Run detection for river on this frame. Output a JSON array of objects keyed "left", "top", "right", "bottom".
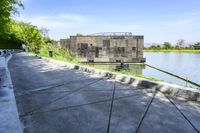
[
  {"left": 90, "top": 52, "right": 200, "bottom": 88},
  {"left": 144, "top": 52, "right": 200, "bottom": 87}
]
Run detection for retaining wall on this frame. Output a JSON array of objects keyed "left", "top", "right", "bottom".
[{"left": 32, "top": 54, "right": 200, "bottom": 102}]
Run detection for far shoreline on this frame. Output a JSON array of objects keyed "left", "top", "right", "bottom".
[{"left": 144, "top": 49, "right": 200, "bottom": 53}]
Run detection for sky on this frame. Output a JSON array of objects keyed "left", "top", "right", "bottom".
[{"left": 15, "top": 0, "right": 200, "bottom": 44}]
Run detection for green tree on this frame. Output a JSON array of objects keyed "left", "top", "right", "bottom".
[
  {"left": 149, "top": 45, "right": 161, "bottom": 50},
  {"left": 10, "top": 21, "right": 46, "bottom": 50},
  {"left": 176, "top": 39, "right": 185, "bottom": 49},
  {"left": 163, "top": 42, "right": 172, "bottom": 49},
  {"left": 0, "top": 0, "right": 23, "bottom": 39},
  {"left": 193, "top": 42, "right": 200, "bottom": 50},
  {"left": 76, "top": 33, "right": 83, "bottom": 37}
]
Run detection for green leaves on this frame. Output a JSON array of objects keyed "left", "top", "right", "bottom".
[
  {"left": 0, "top": 0, "right": 50, "bottom": 49},
  {"left": 0, "top": 0, "right": 23, "bottom": 39}
]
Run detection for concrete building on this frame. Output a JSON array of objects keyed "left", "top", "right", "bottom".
[
  {"left": 56, "top": 32, "right": 145, "bottom": 63},
  {"left": 51, "top": 40, "right": 60, "bottom": 46},
  {"left": 60, "top": 39, "right": 70, "bottom": 48},
  {"left": 69, "top": 32, "right": 145, "bottom": 63}
]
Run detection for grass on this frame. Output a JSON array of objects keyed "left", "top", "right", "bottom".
[
  {"left": 28, "top": 51, "right": 200, "bottom": 89},
  {"left": 144, "top": 49, "right": 200, "bottom": 53},
  {"left": 28, "top": 45, "right": 162, "bottom": 82},
  {"left": 28, "top": 45, "right": 200, "bottom": 89}
]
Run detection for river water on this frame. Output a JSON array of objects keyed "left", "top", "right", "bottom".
[
  {"left": 144, "top": 52, "right": 200, "bottom": 87},
  {"left": 90, "top": 52, "right": 200, "bottom": 88}
]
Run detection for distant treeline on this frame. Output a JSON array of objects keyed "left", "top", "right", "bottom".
[{"left": 145, "top": 39, "right": 200, "bottom": 50}]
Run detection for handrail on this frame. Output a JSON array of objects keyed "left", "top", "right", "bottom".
[{"left": 145, "top": 64, "right": 200, "bottom": 88}]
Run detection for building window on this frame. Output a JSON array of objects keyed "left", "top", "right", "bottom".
[
  {"left": 113, "top": 36, "right": 125, "bottom": 39},
  {"left": 132, "top": 47, "right": 136, "bottom": 51},
  {"left": 103, "top": 40, "right": 110, "bottom": 47},
  {"left": 95, "top": 47, "right": 99, "bottom": 58},
  {"left": 78, "top": 43, "right": 88, "bottom": 57},
  {"left": 125, "top": 40, "right": 128, "bottom": 46},
  {"left": 89, "top": 60, "right": 94, "bottom": 62},
  {"left": 81, "top": 43, "right": 88, "bottom": 49},
  {"left": 118, "top": 47, "right": 125, "bottom": 54}
]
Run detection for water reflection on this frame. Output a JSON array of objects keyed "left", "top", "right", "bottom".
[{"left": 89, "top": 64, "right": 146, "bottom": 76}]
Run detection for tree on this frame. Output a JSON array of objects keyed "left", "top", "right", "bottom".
[
  {"left": 40, "top": 27, "right": 49, "bottom": 37},
  {"left": 148, "top": 45, "right": 161, "bottom": 50},
  {"left": 193, "top": 42, "right": 200, "bottom": 50},
  {"left": 0, "top": 0, "right": 23, "bottom": 39},
  {"left": 0, "top": 0, "right": 24, "bottom": 49},
  {"left": 163, "top": 42, "right": 172, "bottom": 49},
  {"left": 10, "top": 21, "right": 46, "bottom": 50},
  {"left": 76, "top": 33, "right": 83, "bottom": 37},
  {"left": 176, "top": 39, "right": 185, "bottom": 49}
]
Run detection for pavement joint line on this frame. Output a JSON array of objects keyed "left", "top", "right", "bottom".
[
  {"left": 16, "top": 78, "right": 109, "bottom": 104},
  {"left": 107, "top": 81, "right": 117, "bottom": 133},
  {"left": 20, "top": 88, "right": 144, "bottom": 117},
  {"left": 19, "top": 77, "right": 105, "bottom": 117},
  {"left": 21, "top": 93, "right": 144, "bottom": 131},
  {"left": 15, "top": 78, "right": 99, "bottom": 97},
  {"left": 135, "top": 91, "right": 156, "bottom": 133},
  {"left": 16, "top": 84, "right": 145, "bottom": 95},
  {"left": 164, "top": 94, "right": 200, "bottom": 133}
]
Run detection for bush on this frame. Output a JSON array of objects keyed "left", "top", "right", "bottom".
[{"left": 39, "top": 45, "right": 78, "bottom": 63}]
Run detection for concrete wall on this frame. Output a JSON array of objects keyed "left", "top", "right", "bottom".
[
  {"left": 38, "top": 55, "right": 200, "bottom": 102},
  {"left": 60, "top": 39, "right": 70, "bottom": 49},
  {"left": 69, "top": 35, "right": 145, "bottom": 63}
]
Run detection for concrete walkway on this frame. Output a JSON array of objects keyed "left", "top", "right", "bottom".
[
  {"left": 8, "top": 53, "right": 200, "bottom": 133},
  {"left": 0, "top": 56, "right": 22, "bottom": 133}
]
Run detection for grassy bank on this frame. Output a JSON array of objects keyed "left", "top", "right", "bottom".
[
  {"left": 29, "top": 45, "right": 162, "bottom": 82},
  {"left": 144, "top": 49, "right": 200, "bottom": 53}
]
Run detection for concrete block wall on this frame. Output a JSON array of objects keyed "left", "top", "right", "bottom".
[
  {"left": 39, "top": 55, "right": 200, "bottom": 102},
  {"left": 69, "top": 35, "right": 145, "bottom": 63}
]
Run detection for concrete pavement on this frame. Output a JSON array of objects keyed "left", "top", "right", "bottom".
[
  {"left": 0, "top": 55, "right": 22, "bottom": 133},
  {"left": 8, "top": 53, "right": 200, "bottom": 133}
]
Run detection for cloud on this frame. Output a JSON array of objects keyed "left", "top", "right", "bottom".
[
  {"left": 15, "top": 11, "right": 200, "bottom": 43},
  {"left": 15, "top": 13, "right": 144, "bottom": 40}
]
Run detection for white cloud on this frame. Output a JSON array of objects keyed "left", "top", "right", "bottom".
[
  {"left": 15, "top": 11, "right": 200, "bottom": 43},
  {"left": 15, "top": 13, "right": 144, "bottom": 40}
]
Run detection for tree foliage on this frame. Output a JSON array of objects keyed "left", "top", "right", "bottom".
[
  {"left": 12, "top": 21, "right": 45, "bottom": 50},
  {"left": 176, "top": 39, "right": 185, "bottom": 48},
  {"left": 163, "top": 42, "right": 172, "bottom": 49},
  {"left": 0, "top": 0, "right": 23, "bottom": 39},
  {"left": 193, "top": 42, "right": 200, "bottom": 50},
  {"left": 0, "top": 0, "right": 50, "bottom": 50}
]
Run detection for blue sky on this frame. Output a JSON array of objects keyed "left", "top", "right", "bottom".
[{"left": 16, "top": 0, "right": 200, "bottom": 44}]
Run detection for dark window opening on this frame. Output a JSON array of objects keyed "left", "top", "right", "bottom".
[
  {"left": 95, "top": 47, "right": 99, "bottom": 58},
  {"left": 132, "top": 47, "right": 136, "bottom": 51},
  {"left": 118, "top": 47, "right": 125, "bottom": 54},
  {"left": 113, "top": 36, "right": 125, "bottom": 39},
  {"left": 89, "top": 60, "right": 94, "bottom": 62},
  {"left": 78, "top": 43, "right": 88, "bottom": 57},
  {"left": 125, "top": 40, "right": 128, "bottom": 46},
  {"left": 103, "top": 40, "right": 110, "bottom": 47}
]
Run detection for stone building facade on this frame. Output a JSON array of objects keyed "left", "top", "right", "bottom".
[
  {"left": 68, "top": 32, "right": 145, "bottom": 63},
  {"left": 56, "top": 32, "right": 145, "bottom": 63}
]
